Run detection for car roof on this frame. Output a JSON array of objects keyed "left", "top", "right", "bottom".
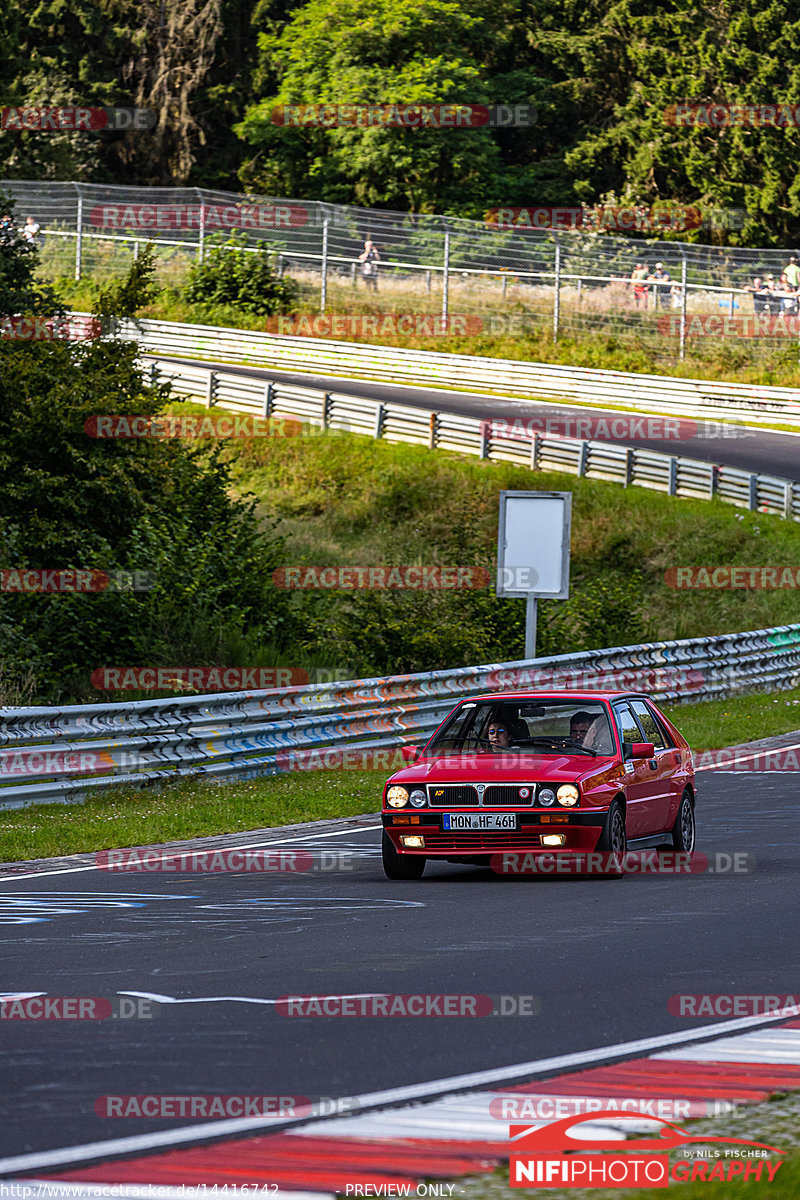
[{"left": 463, "top": 692, "right": 652, "bottom": 702}]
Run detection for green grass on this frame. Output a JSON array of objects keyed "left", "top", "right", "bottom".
[{"left": 0, "top": 769, "right": 385, "bottom": 863}]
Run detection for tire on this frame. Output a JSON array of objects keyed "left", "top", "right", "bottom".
[
  {"left": 382, "top": 831, "right": 425, "bottom": 880},
  {"left": 671, "top": 791, "right": 696, "bottom": 853},
  {"left": 595, "top": 800, "right": 627, "bottom": 877}
]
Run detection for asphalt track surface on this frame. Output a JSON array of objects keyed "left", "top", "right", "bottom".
[
  {"left": 2, "top": 768, "right": 799, "bottom": 1165},
  {"left": 151, "top": 355, "right": 800, "bottom": 481}
]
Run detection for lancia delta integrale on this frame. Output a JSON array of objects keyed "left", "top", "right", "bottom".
[{"left": 381, "top": 693, "right": 695, "bottom": 879}]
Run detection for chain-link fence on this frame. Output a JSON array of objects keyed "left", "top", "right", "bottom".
[{"left": 4, "top": 179, "right": 800, "bottom": 363}]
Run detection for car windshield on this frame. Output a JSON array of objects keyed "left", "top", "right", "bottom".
[{"left": 425, "top": 699, "right": 616, "bottom": 757}]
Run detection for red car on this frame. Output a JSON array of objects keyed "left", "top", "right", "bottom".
[{"left": 381, "top": 692, "right": 695, "bottom": 879}]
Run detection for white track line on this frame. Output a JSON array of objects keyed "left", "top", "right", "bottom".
[
  {"left": 1, "top": 1005, "right": 797, "bottom": 1176},
  {"left": 0, "top": 824, "right": 382, "bottom": 882}
]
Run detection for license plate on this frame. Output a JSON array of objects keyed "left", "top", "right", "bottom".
[{"left": 443, "top": 813, "right": 518, "bottom": 831}]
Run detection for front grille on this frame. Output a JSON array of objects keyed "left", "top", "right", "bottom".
[
  {"left": 483, "top": 785, "right": 533, "bottom": 806},
  {"left": 427, "top": 785, "right": 478, "bottom": 807}
]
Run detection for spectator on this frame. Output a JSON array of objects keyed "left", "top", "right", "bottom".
[
  {"left": 630, "top": 262, "right": 648, "bottom": 308},
  {"left": 669, "top": 281, "right": 684, "bottom": 309},
  {"left": 762, "top": 275, "right": 781, "bottom": 315},
  {"left": 21, "top": 216, "right": 40, "bottom": 242},
  {"left": 0, "top": 214, "right": 14, "bottom": 243},
  {"left": 784, "top": 254, "right": 800, "bottom": 289},
  {"left": 744, "top": 276, "right": 770, "bottom": 314},
  {"left": 648, "top": 261, "right": 671, "bottom": 308},
  {"left": 358, "top": 238, "right": 381, "bottom": 292},
  {"left": 776, "top": 272, "right": 798, "bottom": 316}
]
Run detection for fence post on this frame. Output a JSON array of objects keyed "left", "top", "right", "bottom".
[
  {"left": 74, "top": 183, "right": 83, "bottom": 281},
  {"left": 425, "top": 269, "right": 431, "bottom": 294},
  {"left": 198, "top": 191, "right": 206, "bottom": 263},
  {"left": 320, "top": 216, "right": 329, "bottom": 313},
  {"left": 133, "top": 241, "right": 139, "bottom": 261},
  {"left": 679, "top": 256, "right": 688, "bottom": 360},
  {"left": 552, "top": 236, "right": 561, "bottom": 342},
  {"left": 442, "top": 226, "right": 450, "bottom": 320}
]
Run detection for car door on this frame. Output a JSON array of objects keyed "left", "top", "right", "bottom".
[
  {"left": 612, "top": 701, "right": 661, "bottom": 838},
  {"left": 629, "top": 699, "right": 681, "bottom": 832}
]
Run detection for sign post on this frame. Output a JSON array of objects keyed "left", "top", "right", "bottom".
[{"left": 496, "top": 491, "right": 571, "bottom": 660}]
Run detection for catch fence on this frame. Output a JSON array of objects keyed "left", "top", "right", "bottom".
[{"left": 6, "top": 180, "right": 800, "bottom": 363}]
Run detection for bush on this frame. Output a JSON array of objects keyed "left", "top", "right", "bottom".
[{"left": 183, "top": 233, "right": 299, "bottom": 315}]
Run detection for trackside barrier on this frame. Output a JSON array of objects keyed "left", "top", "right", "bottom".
[
  {"left": 2, "top": 625, "right": 800, "bottom": 809},
  {"left": 104, "top": 314, "right": 800, "bottom": 429},
  {"left": 144, "top": 354, "right": 800, "bottom": 520}
]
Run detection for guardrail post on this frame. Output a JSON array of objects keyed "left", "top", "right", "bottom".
[
  {"left": 320, "top": 216, "right": 329, "bottom": 313},
  {"left": 624, "top": 447, "right": 633, "bottom": 486},
  {"left": 205, "top": 370, "right": 216, "bottom": 407},
  {"left": 785, "top": 480, "right": 794, "bottom": 520},
  {"left": 748, "top": 473, "right": 758, "bottom": 510},
  {"left": 442, "top": 229, "right": 451, "bottom": 320},
  {"left": 668, "top": 456, "right": 678, "bottom": 495},
  {"left": 322, "top": 391, "right": 331, "bottom": 430},
  {"left": 552, "top": 236, "right": 561, "bottom": 342},
  {"left": 429, "top": 412, "right": 438, "bottom": 450},
  {"left": 74, "top": 183, "right": 83, "bottom": 281},
  {"left": 577, "top": 441, "right": 589, "bottom": 476},
  {"left": 262, "top": 381, "right": 274, "bottom": 418},
  {"left": 530, "top": 431, "right": 540, "bottom": 470},
  {"left": 679, "top": 256, "right": 687, "bottom": 360},
  {"left": 479, "top": 420, "right": 490, "bottom": 459},
  {"left": 373, "top": 402, "right": 385, "bottom": 438}
]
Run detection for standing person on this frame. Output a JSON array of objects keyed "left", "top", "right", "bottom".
[
  {"left": 358, "top": 237, "right": 381, "bottom": 292},
  {"left": 630, "top": 262, "right": 648, "bottom": 308},
  {"left": 648, "top": 261, "right": 671, "bottom": 309},
  {"left": 21, "top": 216, "right": 40, "bottom": 242},
  {"left": 783, "top": 254, "right": 800, "bottom": 289}
]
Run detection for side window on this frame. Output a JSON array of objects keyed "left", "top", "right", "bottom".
[
  {"left": 630, "top": 700, "right": 666, "bottom": 750},
  {"left": 614, "top": 702, "right": 643, "bottom": 754}
]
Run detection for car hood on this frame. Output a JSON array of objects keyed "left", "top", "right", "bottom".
[{"left": 388, "top": 753, "right": 616, "bottom": 787}]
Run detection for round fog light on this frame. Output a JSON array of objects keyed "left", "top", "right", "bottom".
[{"left": 538, "top": 788, "right": 556, "bottom": 807}]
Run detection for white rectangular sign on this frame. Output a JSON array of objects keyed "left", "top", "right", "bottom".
[{"left": 496, "top": 491, "right": 571, "bottom": 598}]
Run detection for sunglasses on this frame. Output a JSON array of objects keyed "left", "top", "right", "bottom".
[{"left": 487, "top": 726, "right": 507, "bottom": 735}]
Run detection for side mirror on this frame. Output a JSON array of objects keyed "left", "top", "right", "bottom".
[
  {"left": 401, "top": 744, "right": 421, "bottom": 763},
  {"left": 630, "top": 742, "right": 655, "bottom": 759}
]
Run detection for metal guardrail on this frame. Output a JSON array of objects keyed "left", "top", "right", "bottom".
[
  {"left": 142, "top": 352, "right": 800, "bottom": 522},
  {"left": 115, "top": 316, "right": 800, "bottom": 429},
  {"left": 3, "top": 626, "right": 800, "bottom": 809}
]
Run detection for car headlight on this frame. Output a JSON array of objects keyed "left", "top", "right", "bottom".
[
  {"left": 409, "top": 789, "right": 427, "bottom": 808},
  {"left": 557, "top": 784, "right": 579, "bottom": 807},
  {"left": 538, "top": 787, "right": 556, "bottom": 807},
  {"left": 387, "top": 786, "right": 410, "bottom": 808}
]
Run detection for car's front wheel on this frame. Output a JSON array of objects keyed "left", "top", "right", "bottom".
[
  {"left": 382, "top": 831, "right": 426, "bottom": 880},
  {"left": 671, "top": 791, "right": 696, "bottom": 853},
  {"left": 596, "top": 800, "right": 627, "bottom": 877}
]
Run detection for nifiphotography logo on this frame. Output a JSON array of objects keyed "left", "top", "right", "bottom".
[{"left": 508, "top": 1112, "right": 785, "bottom": 1188}]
